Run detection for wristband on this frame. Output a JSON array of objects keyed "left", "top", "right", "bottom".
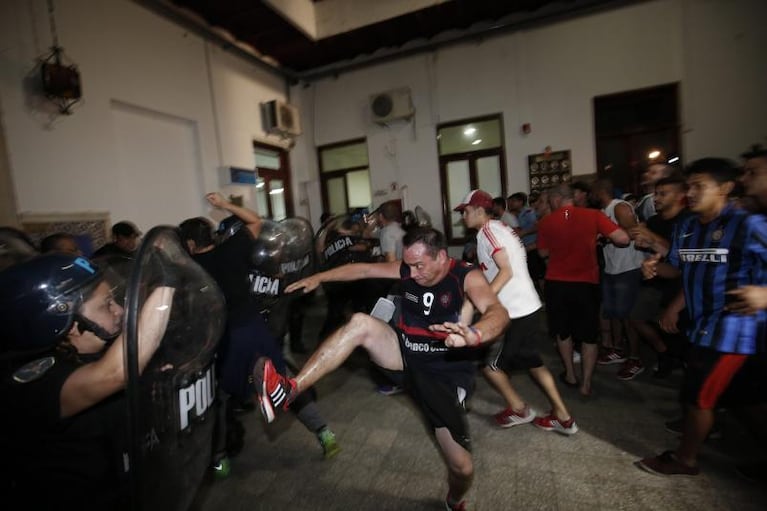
[{"left": 467, "top": 325, "right": 482, "bottom": 346}]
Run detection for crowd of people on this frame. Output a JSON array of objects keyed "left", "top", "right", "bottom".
[
  {"left": 252, "top": 149, "right": 767, "bottom": 509},
  {"left": 2, "top": 148, "right": 767, "bottom": 510}
]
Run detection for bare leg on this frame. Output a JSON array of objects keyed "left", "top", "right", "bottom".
[
  {"left": 631, "top": 319, "right": 667, "bottom": 353},
  {"left": 482, "top": 367, "right": 526, "bottom": 411},
  {"left": 528, "top": 366, "right": 570, "bottom": 419},
  {"left": 580, "top": 343, "right": 598, "bottom": 396},
  {"left": 435, "top": 427, "right": 473, "bottom": 505},
  {"left": 600, "top": 317, "right": 614, "bottom": 349},
  {"left": 623, "top": 319, "right": 641, "bottom": 358},
  {"left": 557, "top": 336, "right": 577, "bottom": 385},
  {"left": 610, "top": 318, "right": 626, "bottom": 351},
  {"left": 676, "top": 406, "right": 713, "bottom": 467},
  {"left": 295, "top": 313, "right": 402, "bottom": 392}
]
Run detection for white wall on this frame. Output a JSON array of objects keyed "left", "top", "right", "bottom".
[
  {"left": 1, "top": 0, "right": 765, "bottom": 238},
  {"left": 0, "top": 0, "right": 288, "bottom": 233},
  {"left": 680, "top": 0, "right": 767, "bottom": 159},
  {"left": 292, "top": 0, "right": 766, "bottom": 235},
  {"left": 293, "top": 0, "right": 685, "bottom": 233}
]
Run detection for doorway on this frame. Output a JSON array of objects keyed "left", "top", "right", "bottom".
[{"left": 594, "top": 83, "right": 680, "bottom": 194}]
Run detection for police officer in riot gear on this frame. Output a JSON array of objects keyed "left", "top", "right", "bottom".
[
  {"left": 0, "top": 254, "right": 175, "bottom": 509},
  {"left": 180, "top": 193, "right": 340, "bottom": 462}
]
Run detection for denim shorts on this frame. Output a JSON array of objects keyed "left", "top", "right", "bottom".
[{"left": 601, "top": 269, "right": 642, "bottom": 319}]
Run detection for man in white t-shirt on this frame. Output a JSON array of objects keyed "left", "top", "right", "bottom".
[
  {"left": 636, "top": 162, "right": 675, "bottom": 222},
  {"left": 376, "top": 201, "right": 406, "bottom": 262},
  {"left": 591, "top": 180, "right": 649, "bottom": 380},
  {"left": 492, "top": 196, "right": 519, "bottom": 229},
  {"left": 456, "top": 190, "right": 577, "bottom": 435},
  {"left": 374, "top": 201, "right": 407, "bottom": 395}
]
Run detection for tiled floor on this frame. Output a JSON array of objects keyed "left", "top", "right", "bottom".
[{"left": 192, "top": 298, "right": 767, "bottom": 510}]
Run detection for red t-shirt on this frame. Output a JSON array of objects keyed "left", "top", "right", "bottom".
[{"left": 537, "top": 206, "right": 619, "bottom": 284}]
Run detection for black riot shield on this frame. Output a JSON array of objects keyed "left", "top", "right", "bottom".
[
  {"left": 124, "top": 226, "right": 225, "bottom": 511},
  {"left": 314, "top": 214, "right": 388, "bottom": 337},
  {"left": 0, "top": 227, "right": 38, "bottom": 271},
  {"left": 247, "top": 217, "right": 315, "bottom": 337},
  {"left": 315, "top": 214, "right": 378, "bottom": 270}
]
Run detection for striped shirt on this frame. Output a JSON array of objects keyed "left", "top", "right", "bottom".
[{"left": 667, "top": 205, "right": 767, "bottom": 354}]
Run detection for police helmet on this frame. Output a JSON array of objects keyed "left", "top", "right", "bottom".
[
  {"left": 0, "top": 254, "right": 104, "bottom": 352},
  {"left": 216, "top": 215, "right": 244, "bottom": 244}
]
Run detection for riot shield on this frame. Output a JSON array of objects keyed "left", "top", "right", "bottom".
[
  {"left": 0, "top": 227, "right": 38, "bottom": 271},
  {"left": 315, "top": 214, "right": 379, "bottom": 269},
  {"left": 314, "top": 214, "right": 387, "bottom": 338},
  {"left": 124, "top": 226, "right": 225, "bottom": 511},
  {"left": 247, "top": 217, "right": 315, "bottom": 315},
  {"left": 245, "top": 217, "right": 316, "bottom": 339}
]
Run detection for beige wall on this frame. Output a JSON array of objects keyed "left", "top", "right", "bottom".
[{"left": 0, "top": 99, "right": 19, "bottom": 227}]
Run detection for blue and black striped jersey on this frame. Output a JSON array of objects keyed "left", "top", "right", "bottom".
[{"left": 667, "top": 205, "right": 767, "bottom": 354}]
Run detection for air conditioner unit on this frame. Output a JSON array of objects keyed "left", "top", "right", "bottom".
[
  {"left": 370, "top": 87, "right": 414, "bottom": 124},
  {"left": 262, "top": 99, "right": 302, "bottom": 136}
]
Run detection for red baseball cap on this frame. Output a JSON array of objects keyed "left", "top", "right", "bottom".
[{"left": 453, "top": 190, "right": 493, "bottom": 212}]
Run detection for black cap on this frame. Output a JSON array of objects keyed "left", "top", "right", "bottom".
[
  {"left": 112, "top": 221, "right": 140, "bottom": 237},
  {"left": 742, "top": 144, "right": 767, "bottom": 160}
]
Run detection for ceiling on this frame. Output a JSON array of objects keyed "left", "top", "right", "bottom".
[{"left": 139, "top": 0, "right": 639, "bottom": 81}]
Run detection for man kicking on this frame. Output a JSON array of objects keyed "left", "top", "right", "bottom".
[{"left": 253, "top": 227, "right": 509, "bottom": 511}]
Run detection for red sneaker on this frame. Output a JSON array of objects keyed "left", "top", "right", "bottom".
[
  {"left": 445, "top": 492, "right": 468, "bottom": 511},
  {"left": 252, "top": 357, "right": 297, "bottom": 423},
  {"left": 533, "top": 412, "right": 579, "bottom": 436},
  {"left": 494, "top": 405, "right": 537, "bottom": 428},
  {"left": 617, "top": 358, "right": 645, "bottom": 380},
  {"left": 597, "top": 348, "right": 627, "bottom": 365}
]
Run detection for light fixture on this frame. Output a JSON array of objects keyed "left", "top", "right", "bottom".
[
  {"left": 668, "top": 156, "right": 679, "bottom": 164},
  {"left": 464, "top": 127, "right": 476, "bottom": 136},
  {"left": 39, "top": 0, "right": 82, "bottom": 115},
  {"left": 648, "top": 150, "right": 661, "bottom": 160},
  {"left": 472, "top": 139, "right": 482, "bottom": 145},
  {"left": 256, "top": 181, "right": 265, "bottom": 189},
  {"left": 269, "top": 188, "right": 284, "bottom": 195}
]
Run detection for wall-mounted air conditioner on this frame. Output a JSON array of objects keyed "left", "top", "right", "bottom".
[
  {"left": 369, "top": 87, "right": 414, "bottom": 124},
  {"left": 262, "top": 99, "right": 302, "bottom": 136}
]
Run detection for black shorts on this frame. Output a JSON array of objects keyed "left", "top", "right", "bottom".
[
  {"left": 377, "top": 329, "right": 475, "bottom": 451},
  {"left": 544, "top": 280, "right": 600, "bottom": 344},
  {"left": 629, "top": 284, "right": 664, "bottom": 322},
  {"left": 680, "top": 344, "right": 763, "bottom": 409},
  {"left": 526, "top": 250, "right": 546, "bottom": 281},
  {"left": 486, "top": 309, "right": 545, "bottom": 371}
]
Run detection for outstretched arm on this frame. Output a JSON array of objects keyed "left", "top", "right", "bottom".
[
  {"left": 285, "top": 261, "right": 401, "bottom": 294},
  {"left": 60, "top": 286, "right": 175, "bottom": 418},
  {"left": 630, "top": 224, "right": 670, "bottom": 256}
]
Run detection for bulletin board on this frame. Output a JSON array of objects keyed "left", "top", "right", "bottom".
[{"left": 527, "top": 149, "right": 572, "bottom": 193}]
